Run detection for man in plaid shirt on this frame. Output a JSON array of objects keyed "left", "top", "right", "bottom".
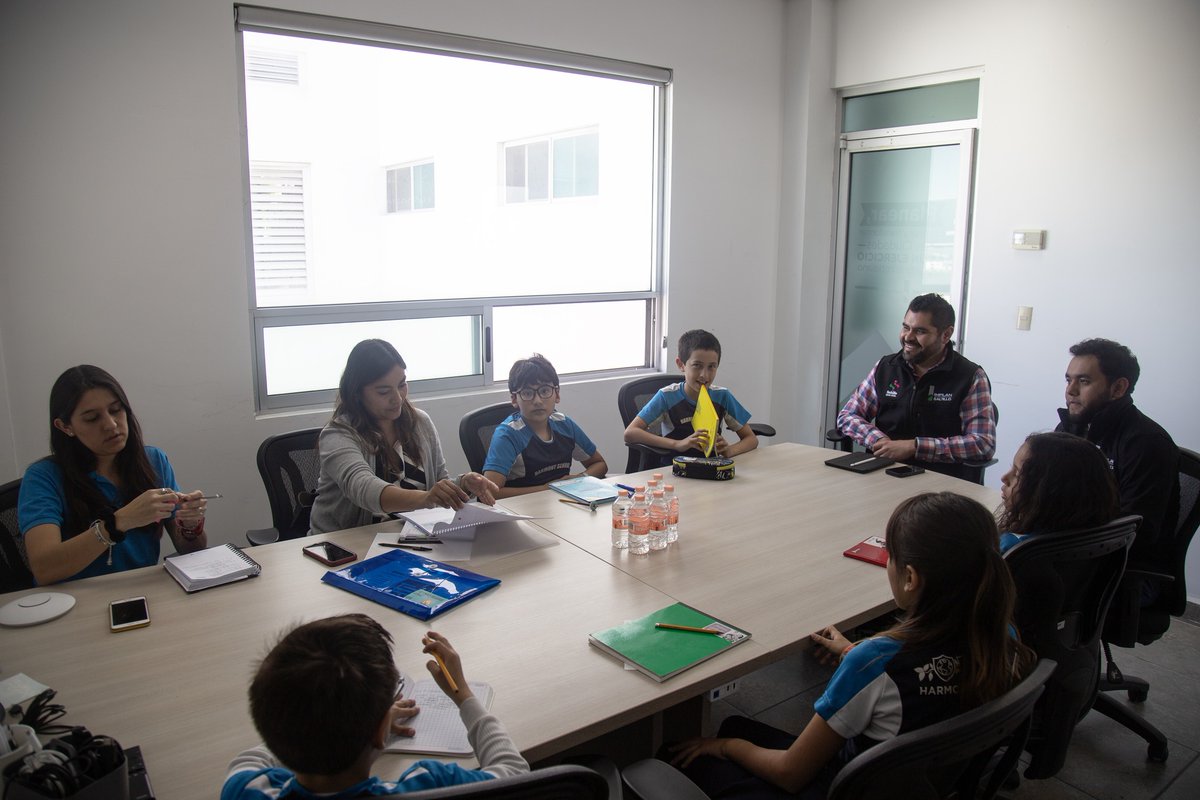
[{"left": 837, "top": 294, "right": 996, "bottom": 481}]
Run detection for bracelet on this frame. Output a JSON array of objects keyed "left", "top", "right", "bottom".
[{"left": 91, "top": 520, "right": 116, "bottom": 566}]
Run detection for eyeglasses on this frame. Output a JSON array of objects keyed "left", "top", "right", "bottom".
[{"left": 516, "top": 385, "right": 557, "bottom": 401}]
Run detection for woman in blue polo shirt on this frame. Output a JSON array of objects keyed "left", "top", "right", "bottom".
[{"left": 18, "top": 365, "right": 209, "bottom": 584}]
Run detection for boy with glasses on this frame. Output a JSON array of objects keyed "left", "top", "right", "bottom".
[{"left": 483, "top": 354, "right": 607, "bottom": 498}]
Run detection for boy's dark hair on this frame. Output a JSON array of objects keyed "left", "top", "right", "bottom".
[
  {"left": 907, "top": 294, "right": 956, "bottom": 331},
  {"left": 249, "top": 614, "right": 398, "bottom": 775},
  {"left": 1069, "top": 338, "right": 1140, "bottom": 392},
  {"left": 507, "top": 354, "right": 559, "bottom": 393},
  {"left": 677, "top": 329, "right": 722, "bottom": 363}
]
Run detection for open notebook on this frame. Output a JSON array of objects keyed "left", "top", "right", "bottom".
[{"left": 386, "top": 679, "right": 494, "bottom": 756}]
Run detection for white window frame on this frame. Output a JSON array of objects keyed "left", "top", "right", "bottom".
[
  {"left": 503, "top": 128, "right": 599, "bottom": 204},
  {"left": 386, "top": 160, "right": 435, "bottom": 213},
  {"left": 235, "top": 6, "right": 670, "bottom": 412}
]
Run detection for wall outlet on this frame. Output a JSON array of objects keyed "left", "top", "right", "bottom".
[{"left": 709, "top": 680, "right": 739, "bottom": 701}]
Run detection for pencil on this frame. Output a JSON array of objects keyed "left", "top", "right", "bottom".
[
  {"left": 655, "top": 623, "right": 722, "bottom": 635},
  {"left": 432, "top": 650, "right": 459, "bottom": 692},
  {"left": 558, "top": 498, "right": 594, "bottom": 510},
  {"left": 379, "top": 543, "right": 433, "bottom": 551}
]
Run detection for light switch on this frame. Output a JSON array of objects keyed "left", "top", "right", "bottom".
[
  {"left": 1013, "top": 230, "right": 1045, "bottom": 250},
  {"left": 1016, "top": 306, "right": 1033, "bottom": 331}
]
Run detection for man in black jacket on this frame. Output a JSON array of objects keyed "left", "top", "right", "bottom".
[{"left": 1056, "top": 338, "right": 1179, "bottom": 576}]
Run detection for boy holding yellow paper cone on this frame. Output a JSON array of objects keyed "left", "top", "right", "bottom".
[{"left": 624, "top": 329, "right": 758, "bottom": 465}]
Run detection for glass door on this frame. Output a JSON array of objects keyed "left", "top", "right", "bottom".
[{"left": 826, "top": 128, "right": 977, "bottom": 426}]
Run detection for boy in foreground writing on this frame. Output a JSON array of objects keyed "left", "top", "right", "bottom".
[{"left": 221, "top": 616, "right": 527, "bottom": 799}]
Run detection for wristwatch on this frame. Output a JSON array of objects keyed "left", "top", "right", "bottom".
[{"left": 100, "top": 511, "right": 127, "bottom": 543}]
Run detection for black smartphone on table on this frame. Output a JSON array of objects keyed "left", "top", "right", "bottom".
[
  {"left": 885, "top": 465, "right": 925, "bottom": 478},
  {"left": 303, "top": 541, "right": 357, "bottom": 566}
]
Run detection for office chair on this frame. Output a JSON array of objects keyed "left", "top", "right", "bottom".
[
  {"left": 458, "top": 402, "right": 517, "bottom": 474},
  {"left": 616, "top": 374, "right": 776, "bottom": 474},
  {"left": 391, "top": 762, "right": 615, "bottom": 799},
  {"left": 620, "top": 659, "right": 1055, "bottom": 800},
  {"left": 1003, "top": 516, "right": 1139, "bottom": 778},
  {"left": 823, "top": 403, "right": 999, "bottom": 485},
  {"left": 246, "top": 428, "right": 322, "bottom": 546},
  {"left": 1, "top": 478, "right": 36, "bottom": 593},
  {"left": 1092, "top": 446, "right": 1199, "bottom": 762}
]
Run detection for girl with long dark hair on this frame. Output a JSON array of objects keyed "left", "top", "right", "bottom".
[
  {"left": 997, "top": 431, "right": 1119, "bottom": 552},
  {"left": 668, "top": 492, "right": 1035, "bottom": 798},
  {"left": 17, "top": 366, "right": 208, "bottom": 584},
  {"left": 309, "top": 339, "right": 497, "bottom": 535}
]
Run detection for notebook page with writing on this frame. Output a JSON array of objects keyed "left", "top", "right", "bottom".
[{"left": 385, "top": 680, "right": 494, "bottom": 756}]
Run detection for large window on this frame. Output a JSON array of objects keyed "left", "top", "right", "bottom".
[{"left": 237, "top": 7, "right": 669, "bottom": 410}]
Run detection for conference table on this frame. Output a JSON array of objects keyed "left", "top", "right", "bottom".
[{"left": 0, "top": 443, "right": 998, "bottom": 799}]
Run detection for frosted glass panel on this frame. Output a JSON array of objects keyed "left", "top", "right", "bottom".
[
  {"left": 843, "top": 80, "right": 979, "bottom": 132},
  {"left": 837, "top": 145, "right": 961, "bottom": 405}
]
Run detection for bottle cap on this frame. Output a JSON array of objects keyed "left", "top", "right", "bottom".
[
  {"left": 617, "top": 489, "right": 629, "bottom": 497},
  {"left": 633, "top": 493, "right": 645, "bottom": 501},
  {"left": 652, "top": 473, "right": 664, "bottom": 480},
  {"left": 664, "top": 484, "right": 675, "bottom": 491},
  {"left": 653, "top": 489, "right": 664, "bottom": 497}
]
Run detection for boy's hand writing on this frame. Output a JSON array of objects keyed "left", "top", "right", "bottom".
[
  {"left": 388, "top": 696, "right": 420, "bottom": 738},
  {"left": 810, "top": 625, "right": 852, "bottom": 666},
  {"left": 422, "top": 631, "right": 473, "bottom": 706}
]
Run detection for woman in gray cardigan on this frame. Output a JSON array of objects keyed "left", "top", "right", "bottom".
[{"left": 309, "top": 339, "right": 497, "bottom": 535}]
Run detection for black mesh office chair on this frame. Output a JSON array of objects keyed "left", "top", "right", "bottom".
[
  {"left": 392, "top": 762, "right": 614, "bottom": 799},
  {"left": 1, "top": 478, "right": 36, "bottom": 593},
  {"left": 620, "top": 659, "right": 1055, "bottom": 800},
  {"left": 246, "top": 428, "right": 322, "bottom": 546},
  {"left": 458, "top": 402, "right": 517, "bottom": 474},
  {"left": 616, "top": 374, "right": 776, "bottom": 473},
  {"left": 1003, "top": 516, "right": 1139, "bottom": 777},
  {"left": 823, "top": 404, "right": 999, "bottom": 485},
  {"left": 1092, "top": 446, "right": 1200, "bottom": 762}
]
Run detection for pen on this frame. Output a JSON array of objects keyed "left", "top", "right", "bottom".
[
  {"left": 849, "top": 457, "right": 877, "bottom": 467},
  {"left": 402, "top": 537, "right": 442, "bottom": 543},
  {"left": 615, "top": 483, "right": 637, "bottom": 494},
  {"left": 379, "top": 543, "right": 433, "bottom": 551},
  {"left": 655, "top": 623, "right": 723, "bottom": 635},
  {"left": 197, "top": 494, "right": 223, "bottom": 500},
  {"left": 432, "top": 650, "right": 459, "bottom": 693}
]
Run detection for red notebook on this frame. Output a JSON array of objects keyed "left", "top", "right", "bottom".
[{"left": 844, "top": 536, "right": 888, "bottom": 567}]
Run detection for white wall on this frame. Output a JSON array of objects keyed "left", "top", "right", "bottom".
[
  {"left": 830, "top": 0, "right": 1200, "bottom": 598},
  {"left": 0, "top": 0, "right": 785, "bottom": 550}
]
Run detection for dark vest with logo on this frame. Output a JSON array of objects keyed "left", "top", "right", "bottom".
[{"left": 872, "top": 347, "right": 982, "bottom": 480}]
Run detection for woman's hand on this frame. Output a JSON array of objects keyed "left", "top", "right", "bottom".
[
  {"left": 461, "top": 472, "right": 498, "bottom": 506},
  {"left": 388, "top": 696, "right": 420, "bottom": 738},
  {"left": 423, "top": 479, "right": 471, "bottom": 510},
  {"left": 116, "top": 488, "right": 180, "bottom": 530},
  {"left": 810, "top": 625, "right": 852, "bottom": 666},
  {"left": 669, "top": 737, "right": 729, "bottom": 769},
  {"left": 174, "top": 490, "right": 207, "bottom": 529}
]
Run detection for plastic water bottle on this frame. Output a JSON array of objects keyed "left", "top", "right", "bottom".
[
  {"left": 610, "top": 489, "right": 631, "bottom": 549},
  {"left": 664, "top": 484, "right": 679, "bottom": 543},
  {"left": 652, "top": 473, "right": 665, "bottom": 485},
  {"left": 649, "top": 489, "right": 669, "bottom": 550},
  {"left": 628, "top": 492, "right": 650, "bottom": 555}
]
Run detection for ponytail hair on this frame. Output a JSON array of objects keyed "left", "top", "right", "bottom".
[
  {"left": 885, "top": 492, "right": 1035, "bottom": 708},
  {"left": 330, "top": 340, "right": 421, "bottom": 476}
]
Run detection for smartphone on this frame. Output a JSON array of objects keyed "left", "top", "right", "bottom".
[
  {"left": 109, "top": 596, "right": 150, "bottom": 632},
  {"left": 886, "top": 465, "right": 925, "bottom": 478},
  {"left": 303, "top": 541, "right": 357, "bottom": 567}
]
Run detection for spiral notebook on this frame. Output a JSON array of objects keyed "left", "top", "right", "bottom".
[
  {"left": 163, "top": 543, "right": 262, "bottom": 593},
  {"left": 392, "top": 502, "right": 537, "bottom": 536},
  {"left": 385, "top": 679, "right": 495, "bottom": 756}
]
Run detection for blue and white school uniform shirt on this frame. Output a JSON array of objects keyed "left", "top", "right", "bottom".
[
  {"left": 635, "top": 383, "right": 751, "bottom": 453},
  {"left": 482, "top": 411, "right": 598, "bottom": 488}
]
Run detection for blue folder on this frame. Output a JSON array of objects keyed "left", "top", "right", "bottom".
[{"left": 321, "top": 548, "right": 500, "bottom": 620}]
